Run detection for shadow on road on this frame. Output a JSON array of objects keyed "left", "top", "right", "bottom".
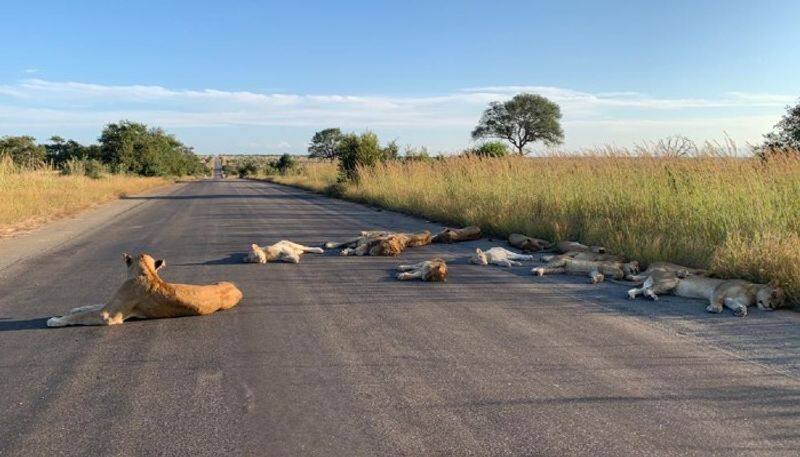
[
  {"left": 174, "top": 252, "right": 249, "bottom": 265},
  {"left": 0, "top": 317, "right": 49, "bottom": 332}
]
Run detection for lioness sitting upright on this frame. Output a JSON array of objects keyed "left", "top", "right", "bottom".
[
  {"left": 396, "top": 259, "right": 448, "bottom": 282},
  {"left": 246, "top": 240, "right": 324, "bottom": 264},
  {"left": 432, "top": 226, "right": 481, "bottom": 243},
  {"left": 47, "top": 253, "right": 243, "bottom": 327}
]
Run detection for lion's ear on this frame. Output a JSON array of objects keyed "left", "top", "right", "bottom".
[
  {"left": 123, "top": 253, "right": 132, "bottom": 266},
  {"left": 154, "top": 259, "right": 166, "bottom": 271},
  {"left": 475, "top": 248, "right": 482, "bottom": 254}
]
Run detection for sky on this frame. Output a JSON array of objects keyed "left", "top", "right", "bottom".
[{"left": 0, "top": 0, "right": 798, "bottom": 154}]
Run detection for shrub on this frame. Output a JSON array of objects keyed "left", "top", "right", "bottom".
[
  {"left": 237, "top": 161, "right": 258, "bottom": 178},
  {"left": 275, "top": 153, "right": 298, "bottom": 175},
  {"left": 469, "top": 141, "right": 509, "bottom": 158},
  {"left": 336, "top": 131, "right": 396, "bottom": 181},
  {"left": 61, "top": 158, "right": 106, "bottom": 179}
]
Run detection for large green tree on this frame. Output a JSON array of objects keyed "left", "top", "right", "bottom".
[
  {"left": 0, "top": 135, "right": 46, "bottom": 167},
  {"left": 336, "top": 131, "right": 396, "bottom": 181},
  {"left": 308, "top": 128, "right": 343, "bottom": 160},
  {"left": 471, "top": 93, "right": 564, "bottom": 155},
  {"left": 98, "top": 120, "right": 204, "bottom": 176}
]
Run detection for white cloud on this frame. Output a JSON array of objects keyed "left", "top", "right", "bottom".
[{"left": 0, "top": 78, "right": 792, "bottom": 151}]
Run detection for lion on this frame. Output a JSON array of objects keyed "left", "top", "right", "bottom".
[
  {"left": 470, "top": 247, "right": 535, "bottom": 267},
  {"left": 540, "top": 251, "right": 627, "bottom": 263},
  {"left": 554, "top": 241, "right": 606, "bottom": 254},
  {"left": 329, "top": 230, "right": 432, "bottom": 256},
  {"left": 47, "top": 253, "right": 243, "bottom": 327},
  {"left": 508, "top": 234, "right": 551, "bottom": 252},
  {"left": 432, "top": 226, "right": 481, "bottom": 243},
  {"left": 246, "top": 240, "right": 324, "bottom": 264},
  {"left": 532, "top": 257, "right": 640, "bottom": 284},
  {"left": 324, "top": 230, "right": 391, "bottom": 250},
  {"left": 627, "top": 271, "right": 784, "bottom": 317},
  {"left": 396, "top": 259, "right": 448, "bottom": 282}
]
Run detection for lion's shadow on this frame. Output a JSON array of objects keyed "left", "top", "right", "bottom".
[{"left": 0, "top": 317, "right": 49, "bottom": 332}]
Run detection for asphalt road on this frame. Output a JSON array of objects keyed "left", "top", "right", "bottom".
[{"left": 2, "top": 179, "right": 800, "bottom": 456}]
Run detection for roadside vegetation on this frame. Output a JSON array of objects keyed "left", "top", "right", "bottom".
[
  {"left": 265, "top": 94, "right": 800, "bottom": 307},
  {"left": 0, "top": 120, "right": 206, "bottom": 235}
]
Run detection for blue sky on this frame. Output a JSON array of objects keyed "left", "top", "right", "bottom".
[{"left": 1, "top": 0, "right": 798, "bottom": 154}]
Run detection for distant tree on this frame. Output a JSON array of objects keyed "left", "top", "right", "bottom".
[
  {"left": 469, "top": 141, "right": 509, "bottom": 158},
  {"left": 98, "top": 120, "right": 204, "bottom": 176},
  {"left": 308, "top": 128, "right": 343, "bottom": 160},
  {"left": 472, "top": 93, "right": 564, "bottom": 155},
  {"left": 45, "top": 136, "right": 90, "bottom": 166},
  {"left": 0, "top": 135, "right": 46, "bottom": 167},
  {"left": 336, "top": 131, "right": 395, "bottom": 181},
  {"left": 761, "top": 98, "right": 800, "bottom": 154}
]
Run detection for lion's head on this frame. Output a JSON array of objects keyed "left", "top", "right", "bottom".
[
  {"left": 470, "top": 248, "right": 489, "bottom": 265},
  {"left": 426, "top": 259, "right": 448, "bottom": 282},
  {"left": 245, "top": 244, "right": 267, "bottom": 263},
  {"left": 757, "top": 282, "right": 785, "bottom": 310},
  {"left": 123, "top": 253, "right": 165, "bottom": 279}
]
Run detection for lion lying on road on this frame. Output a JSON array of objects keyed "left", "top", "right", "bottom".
[
  {"left": 246, "top": 240, "right": 324, "bottom": 264},
  {"left": 626, "top": 266, "right": 783, "bottom": 316},
  {"left": 532, "top": 257, "right": 640, "bottom": 284},
  {"left": 396, "top": 259, "right": 448, "bottom": 282},
  {"left": 554, "top": 241, "right": 606, "bottom": 254},
  {"left": 326, "top": 230, "right": 432, "bottom": 256},
  {"left": 432, "top": 226, "right": 481, "bottom": 243},
  {"left": 470, "top": 247, "right": 534, "bottom": 267},
  {"left": 47, "top": 253, "right": 243, "bottom": 327},
  {"left": 508, "top": 234, "right": 551, "bottom": 252}
]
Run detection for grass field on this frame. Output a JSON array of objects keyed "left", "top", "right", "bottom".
[
  {"left": 0, "top": 160, "right": 171, "bottom": 236},
  {"left": 269, "top": 153, "right": 800, "bottom": 307}
]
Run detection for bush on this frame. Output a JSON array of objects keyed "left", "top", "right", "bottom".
[
  {"left": 275, "top": 153, "right": 298, "bottom": 175},
  {"left": 61, "top": 158, "right": 106, "bottom": 179},
  {"left": 336, "top": 131, "right": 397, "bottom": 181},
  {"left": 469, "top": 141, "right": 509, "bottom": 158},
  {"left": 237, "top": 161, "right": 258, "bottom": 178}
]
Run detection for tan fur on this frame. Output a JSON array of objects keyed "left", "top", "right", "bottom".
[
  {"left": 532, "top": 257, "right": 639, "bottom": 284},
  {"left": 629, "top": 273, "right": 784, "bottom": 317},
  {"left": 335, "top": 230, "right": 432, "bottom": 256},
  {"left": 47, "top": 253, "right": 243, "bottom": 327},
  {"left": 541, "top": 251, "right": 627, "bottom": 263},
  {"left": 246, "top": 240, "right": 324, "bottom": 264},
  {"left": 508, "top": 233, "right": 551, "bottom": 252},
  {"left": 470, "top": 247, "right": 534, "bottom": 267},
  {"left": 396, "top": 259, "right": 448, "bottom": 282},
  {"left": 555, "top": 241, "right": 606, "bottom": 254},
  {"left": 432, "top": 226, "right": 481, "bottom": 243}
]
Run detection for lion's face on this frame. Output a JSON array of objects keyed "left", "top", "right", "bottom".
[
  {"left": 623, "top": 261, "right": 640, "bottom": 276},
  {"left": 245, "top": 244, "right": 267, "bottom": 263},
  {"left": 470, "top": 248, "right": 488, "bottom": 265},
  {"left": 756, "top": 285, "right": 784, "bottom": 310},
  {"left": 426, "top": 260, "right": 447, "bottom": 282},
  {"left": 123, "top": 253, "right": 165, "bottom": 278}
]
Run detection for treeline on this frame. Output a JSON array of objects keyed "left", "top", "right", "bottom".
[{"left": 0, "top": 121, "right": 206, "bottom": 177}]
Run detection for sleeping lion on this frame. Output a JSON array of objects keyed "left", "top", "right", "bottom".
[
  {"left": 47, "top": 253, "right": 243, "bottom": 327},
  {"left": 432, "top": 226, "right": 481, "bottom": 243},
  {"left": 532, "top": 257, "right": 640, "bottom": 284},
  {"left": 326, "top": 230, "right": 432, "bottom": 256},
  {"left": 396, "top": 259, "right": 448, "bottom": 282},
  {"left": 246, "top": 240, "right": 324, "bottom": 264}
]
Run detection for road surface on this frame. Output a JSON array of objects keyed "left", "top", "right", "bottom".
[{"left": 2, "top": 179, "right": 800, "bottom": 456}]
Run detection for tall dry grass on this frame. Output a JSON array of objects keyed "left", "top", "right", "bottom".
[
  {"left": 0, "top": 157, "right": 170, "bottom": 236},
  {"left": 271, "top": 153, "right": 800, "bottom": 306}
]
